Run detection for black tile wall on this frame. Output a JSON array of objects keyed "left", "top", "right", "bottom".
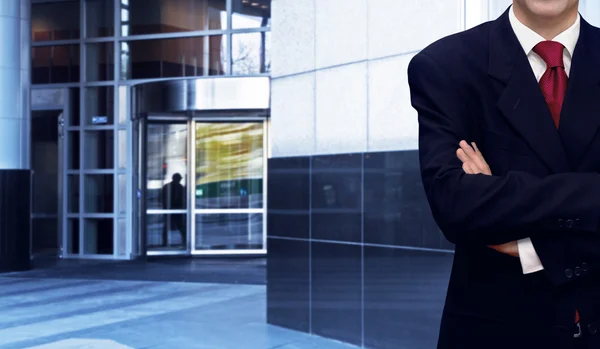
[
  {"left": 266, "top": 150, "right": 454, "bottom": 349},
  {"left": 266, "top": 238, "right": 310, "bottom": 333},
  {"left": 363, "top": 246, "right": 452, "bottom": 349},
  {"left": 311, "top": 242, "right": 362, "bottom": 346}
]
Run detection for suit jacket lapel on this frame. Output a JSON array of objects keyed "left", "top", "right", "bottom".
[
  {"left": 558, "top": 17, "right": 600, "bottom": 169},
  {"left": 488, "top": 9, "right": 570, "bottom": 173}
]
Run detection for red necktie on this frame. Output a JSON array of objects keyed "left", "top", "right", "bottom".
[
  {"left": 533, "top": 41, "right": 568, "bottom": 128},
  {"left": 534, "top": 41, "right": 579, "bottom": 326}
]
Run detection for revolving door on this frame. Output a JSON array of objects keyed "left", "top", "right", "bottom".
[{"left": 133, "top": 77, "right": 270, "bottom": 256}]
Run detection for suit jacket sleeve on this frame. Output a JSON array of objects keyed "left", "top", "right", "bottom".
[{"left": 407, "top": 52, "right": 600, "bottom": 285}]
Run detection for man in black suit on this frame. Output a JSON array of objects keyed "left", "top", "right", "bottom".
[{"left": 408, "top": 1, "right": 600, "bottom": 348}]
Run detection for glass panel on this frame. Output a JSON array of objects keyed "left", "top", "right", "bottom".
[
  {"left": 195, "top": 213, "right": 263, "bottom": 250},
  {"left": 84, "top": 175, "right": 114, "bottom": 213},
  {"left": 68, "top": 131, "right": 80, "bottom": 169},
  {"left": 118, "top": 86, "right": 128, "bottom": 124},
  {"left": 32, "top": 0, "right": 80, "bottom": 41},
  {"left": 85, "top": 0, "right": 115, "bottom": 37},
  {"left": 232, "top": 0, "right": 271, "bottom": 29},
  {"left": 32, "top": 45, "right": 81, "bottom": 84},
  {"left": 84, "top": 130, "right": 115, "bottom": 169},
  {"left": 118, "top": 174, "right": 127, "bottom": 214},
  {"left": 195, "top": 123, "right": 264, "bottom": 209},
  {"left": 124, "top": 0, "right": 226, "bottom": 36},
  {"left": 85, "top": 87, "right": 114, "bottom": 125},
  {"left": 146, "top": 123, "right": 188, "bottom": 210},
  {"left": 147, "top": 213, "right": 187, "bottom": 249},
  {"left": 232, "top": 32, "right": 270, "bottom": 75},
  {"left": 70, "top": 88, "right": 81, "bottom": 126},
  {"left": 121, "top": 35, "right": 227, "bottom": 80},
  {"left": 68, "top": 174, "right": 80, "bottom": 213},
  {"left": 118, "top": 129, "right": 127, "bottom": 168},
  {"left": 67, "top": 219, "right": 80, "bottom": 254},
  {"left": 86, "top": 43, "right": 115, "bottom": 81},
  {"left": 117, "top": 218, "right": 127, "bottom": 256},
  {"left": 84, "top": 219, "right": 113, "bottom": 254}
]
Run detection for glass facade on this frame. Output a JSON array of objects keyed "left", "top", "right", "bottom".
[{"left": 31, "top": 0, "right": 271, "bottom": 258}]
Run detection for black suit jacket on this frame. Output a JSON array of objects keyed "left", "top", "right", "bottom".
[{"left": 408, "top": 9, "right": 600, "bottom": 349}]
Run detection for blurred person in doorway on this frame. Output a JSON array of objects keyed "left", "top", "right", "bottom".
[{"left": 162, "top": 173, "right": 187, "bottom": 247}]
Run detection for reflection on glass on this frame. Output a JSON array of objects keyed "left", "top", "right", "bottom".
[
  {"left": 85, "top": 0, "right": 114, "bottom": 37},
  {"left": 195, "top": 123, "right": 264, "bottom": 209},
  {"left": 84, "top": 175, "right": 114, "bottom": 213},
  {"left": 85, "top": 87, "right": 114, "bottom": 125},
  {"left": 195, "top": 213, "right": 263, "bottom": 250},
  {"left": 86, "top": 43, "right": 115, "bottom": 81},
  {"left": 68, "top": 175, "right": 80, "bottom": 213},
  {"left": 32, "top": 45, "right": 81, "bottom": 84},
  {"left": 32, "top": 0, "right": 80, "bottom": 41},
  {"left": 121, "top": 36, "right": 227, "bottom": 80},
  {"left": 232, "top": 32, "right": 270, "bottom": 75},
  {"left": 146, "top": 123, "right": 188, "bottom": 210},
  {"left": 147, "top": 213, "right": 187, "bottom": 249},
  {"left": 84, "top": 130, "right": 114, "bottom": 169},
  {"left": 146, "top": 123, "right": 189, "bottom": 251},
  {"left": 84, "top": 219, "right": 113, "bottom": 254},
  {"left": 232, "top": 0, "right": 271, "bottom": 29},
  {"left": 123, "top": 0, "right": 226, "bottom": 36}
]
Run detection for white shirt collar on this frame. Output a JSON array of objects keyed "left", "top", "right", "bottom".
[{"left": 508, "top": 5, "right": 580, "bottom": 57}]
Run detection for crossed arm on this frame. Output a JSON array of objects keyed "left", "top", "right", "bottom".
[
  {"left": 456, "top": 140, "right": 519, "bottom": 257},
  {"left": 408, "top": 52, "right": 600, "bottom": 286}
]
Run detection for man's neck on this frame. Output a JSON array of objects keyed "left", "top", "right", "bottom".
[{"left": 512, "top": 5, "right": 578, "bottom": 40}]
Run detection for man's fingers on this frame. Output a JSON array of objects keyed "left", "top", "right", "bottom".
[
  {"left": 461, "top": 141, "right": 488, "bottom": 169},
  {"left": 462, "top": 162, "right": 475, "bottom": 174},
  {"left": 456, "top": 148, "right": 470, "bottom": 164}
]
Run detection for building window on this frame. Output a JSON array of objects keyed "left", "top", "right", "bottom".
[
  {"left": 32, "top": 0, "right": 80, "bottom": 41},
  {"left": 122, "top": 0, "right": 227, "bottom": 36}
]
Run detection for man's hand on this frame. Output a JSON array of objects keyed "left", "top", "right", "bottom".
[
  {"left": 456, "top": 140, "right": 491, "bottom": 175},
  {"left": 457, "top": 140, "right": 519, "bottom": 257}
]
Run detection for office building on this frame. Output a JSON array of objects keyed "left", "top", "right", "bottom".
[{"left": 1, "top": 0, "right": 600, "bottom": 348}]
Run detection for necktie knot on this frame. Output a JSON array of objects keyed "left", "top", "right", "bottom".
[{"left": 533, "top": 41, "right": 565, "bottom": 68}]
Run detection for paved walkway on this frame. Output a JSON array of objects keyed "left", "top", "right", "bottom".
[{"left": 0, "top": 277, "right": 358, "bottom": 349}]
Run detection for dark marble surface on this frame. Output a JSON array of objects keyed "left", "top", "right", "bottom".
[
  {"left": 266, "top": 150, "right": 455, "bottom": 349},
  {"left": 311, "top": 241, "right": 362, "bottom": 346},
  {"left": 0, "top": 170, "right": 32, "bottom": 272},
  {"left": 266, "top": 238, "right": 310, "bottom": 333},
  {"left": 268, "top": 150, "right": 449, "bottom": 249},
  {"left": 363, "top": 247, "right": 452, "bottom": 349}
]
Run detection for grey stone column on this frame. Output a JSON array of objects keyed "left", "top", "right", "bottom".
[
  {"left": 0, "top": 0, "right": 31, "bottom": 272},
  {"left": 0, "top": 0, "right": 30, "bottom": 170}
]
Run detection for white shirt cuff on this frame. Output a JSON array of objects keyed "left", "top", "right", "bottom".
[{"left": 517, "top": 238, "right": 544, "bottom": 274}]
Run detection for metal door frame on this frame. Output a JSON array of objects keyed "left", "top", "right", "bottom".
[
  {"left": 145, "top": 116, "right": 191, "bottom": 257},
  {"left": 30, "top": 87, "right": 70, "bottom": 259},
  {"left": 143, "top": 115, "right": 268, "bottom": 257}
]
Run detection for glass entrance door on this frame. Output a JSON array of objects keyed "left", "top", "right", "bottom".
[
  {"left": 145, "top": 121, "right": 189, "bottom": 254},
  {"left": 192, "top": 122, "right": 266, "bottom": 254},
  {"left": 142, "top": 119, "right": 267, "bottom": 256}
]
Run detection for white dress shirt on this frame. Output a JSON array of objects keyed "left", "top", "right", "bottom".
[{"left": 508, "top": 7, "right": 580, "bottom": 274}]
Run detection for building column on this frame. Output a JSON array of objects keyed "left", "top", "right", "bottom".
[{"left": 0, "top": 0, "right": 31, "bottom": 272}]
